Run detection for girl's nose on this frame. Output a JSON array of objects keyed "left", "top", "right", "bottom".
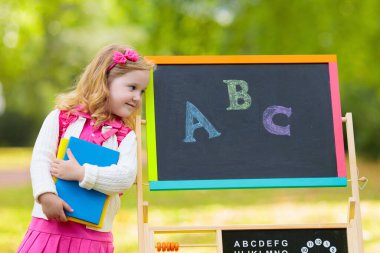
[{"left": 133, "top": 93, "right": 141, "bottom": 102}]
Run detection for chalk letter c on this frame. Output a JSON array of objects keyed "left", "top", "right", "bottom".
[{"left": 263, "top": 105, "right": 292, "bottom": 136}]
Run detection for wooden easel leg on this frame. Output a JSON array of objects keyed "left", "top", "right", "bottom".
[
  {"left": 149, "top": 229, "right": 155, "bottom": 253},
  {"left": 216, "top": 229, "right": 223, "bottom": 253},
  {"left": 347, "top": 197, "right": 355, "bottom": 253},
  {"left": 136, "top": 115, "right": 145, "bottom": 253},
  {"left": 345, "top": 113, "right": 364, "bottom": 253},
  {"left": 347, "top": 221, "right": 356, "bottom": 253}
]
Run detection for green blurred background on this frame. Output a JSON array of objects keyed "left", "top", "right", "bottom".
[
  {"left": 0, "top": 0, "right": 380, "bottom": 158},
  {"left": 0, "top": 0, "right": 379, "bottom": 252}
]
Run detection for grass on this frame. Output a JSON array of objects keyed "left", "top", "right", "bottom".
[
  {"left": 0, "top": 153, "right": 379, "bottom": 252},
  {"left": 0, "top": 148, "right": 32, "bottom": 171}
]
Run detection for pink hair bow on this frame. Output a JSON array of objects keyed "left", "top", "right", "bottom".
[{"left": 107, "top": 49, "right": 139, "bottom": 72}]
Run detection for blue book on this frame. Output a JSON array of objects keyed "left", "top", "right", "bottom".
[{"left": 56, "top": 137, "right": 120, "bottom": 227}]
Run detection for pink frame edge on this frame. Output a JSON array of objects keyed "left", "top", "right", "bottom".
[{"left": 329, "top": 62, "right": 346, "bottom": 178}]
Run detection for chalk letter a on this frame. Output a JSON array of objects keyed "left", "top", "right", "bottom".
[{"left": 183, "top": 101, "right": 221, "bottom": 143}]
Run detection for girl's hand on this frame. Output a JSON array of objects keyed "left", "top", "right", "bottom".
[
  {"left": 38, "top": 192, "right": 73, "bottom": 222},
  {"left": 51, "top": 149, "right": 85, "bottom": 181}
]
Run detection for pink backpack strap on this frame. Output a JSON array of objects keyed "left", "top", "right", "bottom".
[
  {"left": 58, "top": 110, "right": 79, "bottom": 141},
  {"left": 115, "top": 126, "right": 132, "bottom": 145}
]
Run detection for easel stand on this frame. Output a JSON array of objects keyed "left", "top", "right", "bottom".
[
  {"left": 135, "top": 113, "right": 365, "bottom": 253},
  {"left": 344, "top": 113, "right": 365, "bottom": 252}
]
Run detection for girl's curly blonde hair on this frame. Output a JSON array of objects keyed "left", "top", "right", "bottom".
[{"left": 55, "top": 44, "right": 155, "bottom": 130}]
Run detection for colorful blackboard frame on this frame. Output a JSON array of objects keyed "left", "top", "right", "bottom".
[{"left": 145, "top": 55, "right": 346, "bottom": 190}]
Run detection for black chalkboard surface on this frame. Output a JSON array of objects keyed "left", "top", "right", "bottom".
[{"left": 145, "top": 56, "right": 346, "bottom": 190}]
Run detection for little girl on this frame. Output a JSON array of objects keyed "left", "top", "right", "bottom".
[{"left": 18, "top": 44, "right": 155, "bottom": 252}]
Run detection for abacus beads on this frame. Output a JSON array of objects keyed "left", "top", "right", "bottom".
[{"left": 156, "top": 242, "right": 179, "bottom": 252}]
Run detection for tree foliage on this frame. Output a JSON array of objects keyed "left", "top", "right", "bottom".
[{"left": 0, "top": 0, "right": 379, "bottom": 158}]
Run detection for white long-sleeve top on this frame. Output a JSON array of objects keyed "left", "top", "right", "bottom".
[{"left": 30, "top": 109, "right": 137, "bottom": 232}]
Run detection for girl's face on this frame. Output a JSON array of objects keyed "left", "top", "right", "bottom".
[{"left": 108, "top": 70, "right": 150, "bottom": 118}]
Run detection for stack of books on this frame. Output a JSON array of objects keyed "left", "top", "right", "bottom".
[{"left": 56, "top": 137, "right": 119, "bottom": 228}]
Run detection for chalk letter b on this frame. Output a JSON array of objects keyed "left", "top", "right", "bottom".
[
  {"left": 223, "top": 80, "right": 252, "bottom": 110},
  {"left": 183, "top": 101, "right": 221, "bottom": 143}
]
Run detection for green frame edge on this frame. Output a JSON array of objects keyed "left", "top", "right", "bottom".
[{"left": 145, "top": 70, "right": 158, "bottom": 181}]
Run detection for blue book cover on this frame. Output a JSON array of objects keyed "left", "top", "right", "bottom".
[{"left": 56, "top": 137, "right": 120, "bottom": 226}]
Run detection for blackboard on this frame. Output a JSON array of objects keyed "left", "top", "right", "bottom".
[
  {"left": 146, "top": 56, "right": 346, "bottom": 190},
  {"left": 222, "top": 228, "right": 348, "bottom": 253}
]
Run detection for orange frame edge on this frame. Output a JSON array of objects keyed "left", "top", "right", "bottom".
[{"left": 145, "top": 55, "right": 336, "bottom": 64}]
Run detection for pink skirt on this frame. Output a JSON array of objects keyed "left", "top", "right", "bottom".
[{"left": 17, "top": 217, "right": 114, "bottom": 253}]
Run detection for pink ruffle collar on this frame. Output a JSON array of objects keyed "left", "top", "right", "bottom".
[{"left": 72, "top": 106, "right": 124, "bottom": 129}]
